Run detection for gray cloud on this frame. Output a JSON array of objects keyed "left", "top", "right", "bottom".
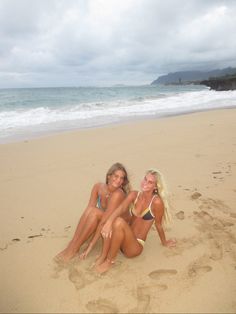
[{"left": 0, "top": 0, "right": 236, "bottom": 87}]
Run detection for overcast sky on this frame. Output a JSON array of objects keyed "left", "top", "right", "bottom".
[{"left": 0, "top": 0, "right": 236, "bottom": 88}]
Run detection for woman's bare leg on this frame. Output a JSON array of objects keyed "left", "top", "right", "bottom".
[
  {"left": 94, "top": 238, "right": 112, "bottom": 267},
  {"left": 96, "top": 217, "right": 143, "bottom": 273},
  {"left": 56, "top": 207, "right": 103, "bottom": 262}
]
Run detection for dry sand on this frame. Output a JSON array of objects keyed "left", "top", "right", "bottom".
[{"left": 0, "top": 108, "right": 236, "bottom": 313}]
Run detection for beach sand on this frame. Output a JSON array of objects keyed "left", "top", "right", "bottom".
[{"left": 0, "top": 108, "right": 236, "bottom": 313}]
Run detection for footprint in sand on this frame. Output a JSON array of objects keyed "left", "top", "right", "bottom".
[
  {"left": 128, "top": 283, "right": 167, "bottom": 313},
  {"left": 194, "top": 210, "right": 212, "bottom": 219},
  {"left": 12, "top": 238, "right": 21, "bottom": 242},
  {"left": 176, "top": 211, "right": 185, "bottom": 220},
  {"left": 198, "top": 197, "right": 230, "bottom": 214},
  {"left": 212, "top": 171, "right": 224, "bottom": 181},
  {"left": 51, "top": 259, "right": 68, "bottom": 279},
  {"left": 191, "top": 192, "right": 202, "bottom": 200},
  {"left": 212, "top": 163, "right": 232, "bottom": 181},
  {"left": 0, "top": 244, "right": 8, "bottom": 251},
  {"left": 188, "top": 264, "right": 212, "bottom": 278},
  {"left": 166, "top": 236, "right": 202, "bottom": 256},
  {"left": 148, "top": 269, "right": 177, "bottom": 280},
  {"left": 28, "top": 234, "right": 43, "bottom": 239},
  {"left": 64, "top": 225, "right": 71, "bottom": 231},
  {"left": 86, "top": 298, "right": 119, "bottom": 313},
  {"left": 68, "top": 265, "right": 98, "bottom": 290},
  {"left": 194, "top": 210, "right": 234, "bottom": 232},
  {"left": 128, "top": 285, "right": 150, "bottom": 314},
  {"left": 209, "top": 239, "right": 223, "bottom": 261},
  {"left": 68, "top": 267, "right": 87, "bottom": 290}
]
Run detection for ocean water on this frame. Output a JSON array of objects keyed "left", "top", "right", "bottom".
[{"left": 0, "top": 84, "right": 236, "bottom": 143}]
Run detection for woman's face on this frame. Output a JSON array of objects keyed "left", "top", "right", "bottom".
[
  {"left": 108, "top": 169, "right": 125, "bottom": 189},
  {"left": 141, "top": 173, "right": 157, "bottom": 192}
]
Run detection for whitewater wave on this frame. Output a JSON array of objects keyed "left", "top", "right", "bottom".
[{"left": 0, "top": 88, "right": 236, "bottom": 142}]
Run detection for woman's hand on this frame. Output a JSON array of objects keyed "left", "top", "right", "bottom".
[
  {"left": 79, "top": 245, "right": 91, "bottom": 260},
  {"left": 164, "top": 238, "right": 177, "bottom": 247},
  {"left": 101, "top": 221, "right": 113, "bottom": 239}
]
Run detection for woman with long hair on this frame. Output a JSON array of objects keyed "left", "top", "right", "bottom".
[{"left": 55, "top": 162, "right": 130, "bottom": 263}]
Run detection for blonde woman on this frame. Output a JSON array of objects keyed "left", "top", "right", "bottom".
[
  {"left": 95, "top": 169, "right": 176, "bottom": 273},
  {"left": 55, "top": 162, "right": 130, "bottom": 263}
]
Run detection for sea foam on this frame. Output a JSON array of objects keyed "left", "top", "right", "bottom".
[{"left": 0, "top": 86, "right": 236, "bottom": 143}]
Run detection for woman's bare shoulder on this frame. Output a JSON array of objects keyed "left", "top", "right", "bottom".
[
  {"left": 112, "top": 190, "right": 137, "bottom": 202},
  {"left": 111, "top": 187, "right": 133, "bottom": 201},
  {"left": 93, "top": 182, "right": 105, "bottom": 191},
  {"left": 109, "top": 189, "right": 126, "bottom": 202},
  {"left": 112, "top": 188, "right": 125, "bottom": 196},
  {"left": 152, "top": 195, "right": 164, "bottom": 209},
  {"left": 127, "top": 190, "right": 139, "bottom": 200},
  {"left": 152, "top": 196, "right": 164, "bottom": 221}
]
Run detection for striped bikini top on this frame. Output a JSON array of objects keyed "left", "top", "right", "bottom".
[
  {"left": 129, "top": 192, "right": 156, "bottom": 221},
  {"left": 97, "top": 195, "right": 106, "bottom": 212}
]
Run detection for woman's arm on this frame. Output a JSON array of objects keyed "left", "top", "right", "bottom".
[
  {"left": 86, "top": 183, "right": 100, "bottom": 208},
  {"left": 101, "top": 191, "right": 137, "bottom": 238},
  {"left": 80, "top": 190, "right": 126, "bottom": 258},
  {"left": 102, "top": 189, "right": 127, "bottom": 221},
  {"left": 153, "top": 198, "right": 176, "bottom": 247}
]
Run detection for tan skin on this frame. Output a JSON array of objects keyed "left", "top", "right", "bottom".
[
  {"left": 96, "top": 173, "right": 176, "bottom": 273},
  {"left": 55, "top": 169, "right": 127, "bottom": 263}
]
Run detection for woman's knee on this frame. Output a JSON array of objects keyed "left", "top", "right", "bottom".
[
  {"left": 83, "top": 206, "right": 94, "bottom": 216},
  {"left": 83, "top": 206, "right": 102, "bottom": 221},
  {"left": 113, "top": 217, "right": 126, "bottom": 229},
  {"left": 124, "top": 249, "right": 142, "bottom": 258}
]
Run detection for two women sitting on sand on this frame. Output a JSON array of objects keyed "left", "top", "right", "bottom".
[{"left": 56, "top": 163, "right": 176, "bottom": 273}]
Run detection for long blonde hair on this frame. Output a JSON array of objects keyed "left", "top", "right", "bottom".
[{"left": 146, "top": 169, "right": 172, "bottom": 226}]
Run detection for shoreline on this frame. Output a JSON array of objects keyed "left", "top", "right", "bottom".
[
  {"left": 0, "top": 107, "right": 236, "bottom": 313},
  {"left": 1, "top": 106, "right": 236, "bottom": 145}
]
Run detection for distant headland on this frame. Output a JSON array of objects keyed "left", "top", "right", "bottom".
[{"left": 151, "top": 67, "right": 236, "bottom": 91}]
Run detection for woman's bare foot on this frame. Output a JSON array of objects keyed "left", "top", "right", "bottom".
[
  {"left": 95, "top": 254, "right": 107, "bottom": 267},
  {"left": 95, "top": 258, "right": 114, "bottom": 274},
  {"left": 79, "top": 245, "right": 91, "bottom": 260},
  {"left": 165, "top": 238, "right": 177, "bottom": 248},
  {"left": 79, "top": 250, "right": 87, "bottom": 260},
  {"left": 90, "top": 254, "right": 106, "bottom": 269},
  {"left": 54, "top": 248, "right": 76, "bottom": 264}
]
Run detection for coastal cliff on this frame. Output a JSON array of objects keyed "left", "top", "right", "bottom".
[
  {"left": 151, "top": 67, "right": 236, "bottom": 85},
  {"left": 200, "top": 75, "right": 236, "bottom": 91}
]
